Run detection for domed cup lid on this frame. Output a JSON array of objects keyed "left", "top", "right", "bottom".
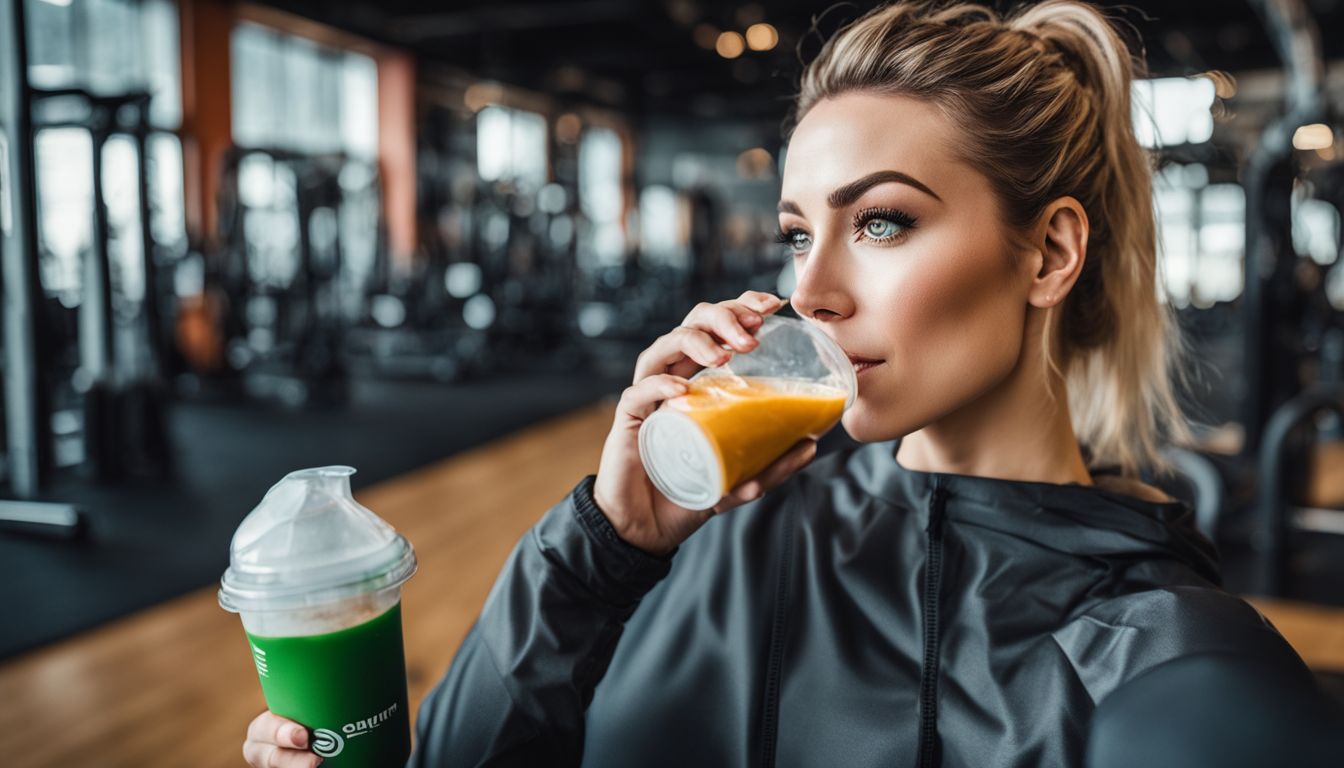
[{"left": 219, "top": 466, "right": 416, "bottom": 614}]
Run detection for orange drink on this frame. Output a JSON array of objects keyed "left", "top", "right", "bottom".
[
  {"left": 639, "top": 316, "right": 857, "bottom": 510},
  {"left": 674, "top": 376, "right": 844, "bottom": 488}
]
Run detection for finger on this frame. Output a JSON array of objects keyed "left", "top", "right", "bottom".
[
  {"left": 714, "top": 439, "right": 818, "bottom": 513},
  {"left": 248, "top": 712, "right": 306, "bottom": 748},
  {"left": 749, "top": 438, "right": 819, "bottom": 491},
  {"left": 735, "top": 290, "right": 785, "bottom": 315},
  {"left": 243, "top": 743, "right": 318, "bottom": 768},
  {"left": 267, "top": 747, "right": 322, "bottom": 768},
  {"left": 633, "top": 327, "right": 732, "bottom": 383},
  {"left": 279, "top": 750, "right": 323, "bottom": 768},
  {"left": 242, "top": 740, "right": 270, "bottom": 768},
  {"left": 681, "top": 302, "right": 759, "bottom": 352},
  {"left": 616, "top": 375, "right": 690, "bottom": 423}
]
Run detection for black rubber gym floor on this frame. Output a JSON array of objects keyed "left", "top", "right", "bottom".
[{"left": 0, "top": 371, "right": 627, "bottom": 660}]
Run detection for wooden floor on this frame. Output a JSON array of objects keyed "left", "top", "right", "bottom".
[{"left": 2, "top": 400, "right": 1342, "bottom": 767}]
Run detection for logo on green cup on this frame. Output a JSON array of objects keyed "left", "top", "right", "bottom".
[
  {"left": 343, "top": 702, "right": 398, "bottom": 739},
  {"left": 308, "top": 703, "right": 397, "bottom": 759},
  {"left": 312, "top": 728, "right": 345, "bottom": 758}
]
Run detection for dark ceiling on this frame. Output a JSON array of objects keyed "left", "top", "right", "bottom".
[{"left": 259, "top": 0, "right": 1344, "bottom": 121}]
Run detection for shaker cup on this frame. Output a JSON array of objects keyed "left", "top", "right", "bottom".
[
  {"left": 219, "top": 466, "right": 417, "bottom": 766},
  {"left": 638, "top": 314, "right": 857, "bottom": 510}
]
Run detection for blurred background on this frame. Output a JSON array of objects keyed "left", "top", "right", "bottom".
[{"left": 0, "top": 0, "right": 1342, "bottom": 715}]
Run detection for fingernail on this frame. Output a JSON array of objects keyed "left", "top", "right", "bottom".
[
  {"left": 289, "top": 725, "right": 307, "bottom": 748},
  {"left": 743, "top": 314, "right": 761, "bottom": 326}
]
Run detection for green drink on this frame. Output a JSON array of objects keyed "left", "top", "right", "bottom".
[
  {"left": 220, "top": 466, "right": 417, "bottom": 767},
  {"left": 247, "top": 603, "right": 410, "bottom": 763}
]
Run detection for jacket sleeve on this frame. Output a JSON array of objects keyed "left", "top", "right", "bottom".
[
  {"left": 406, "top": 474, "right": 677, "bottom": 767},
  {"left": 1085, "top": 649, "right": 1344, "bottom": 768}
]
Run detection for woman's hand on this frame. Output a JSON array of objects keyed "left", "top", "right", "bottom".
[
  {"left": 242, "top": 710, "right": 323, "bottom": 768},
  {"left": 592, "top": 290, "right": 820, "bottom": 557}
]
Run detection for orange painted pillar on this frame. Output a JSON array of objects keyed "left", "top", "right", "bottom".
[
  {"left": 178, "top": 0, "right": 235, "bottom": 243},
  {"left": 378, "top": 51, "right": 417, "bottom": 275}
]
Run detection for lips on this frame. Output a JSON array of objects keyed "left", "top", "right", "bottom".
[{"left": 843, "top": 351, "right": 885, "bottom": 376}]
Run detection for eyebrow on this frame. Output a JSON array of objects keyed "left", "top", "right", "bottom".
[{"left": 777, "top": 170, "right": 942, "bottom": 216}]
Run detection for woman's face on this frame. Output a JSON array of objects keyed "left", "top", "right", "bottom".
[{"left": 780, "top": 92, "right": 1036, "bottom": 443}]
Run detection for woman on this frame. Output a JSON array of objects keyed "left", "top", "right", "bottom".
[{"left": 243, "top": 1, "right": 1325, "bottom": 766}]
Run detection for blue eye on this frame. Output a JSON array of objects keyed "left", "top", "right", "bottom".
[
  {"left": 864, "top": 219, "right": 901, "bottom": 239},
  {"left": 854, "top": 207, "right": 918, "bottom": 244},
  {"left": 774, "top": 228, "right": 811, "bottom": 254}
]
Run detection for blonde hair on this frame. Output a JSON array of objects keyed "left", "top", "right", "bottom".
[{"left": 791, "top": 0, "right": 1191, "bottom": 477}]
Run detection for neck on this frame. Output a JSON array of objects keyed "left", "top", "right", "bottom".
[{"left": 895, "top": 310, "right": 1093, "bottom": 486}]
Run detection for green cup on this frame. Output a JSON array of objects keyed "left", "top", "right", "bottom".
[{"left": 220, "top": 466, "right": 417, "bottom": 766}]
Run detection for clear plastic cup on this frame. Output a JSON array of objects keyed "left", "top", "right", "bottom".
[
  {"left": 638, "top": 315, "right": 857, "bottom": 510},
  {"left": 219, "top": 466, "right": 416, "bottom": 766}
]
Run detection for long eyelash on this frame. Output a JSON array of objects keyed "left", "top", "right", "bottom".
[
  {"left": 774, "top": 228, "right": 805, "bottom": 245},
  {"left": 853, "top": 206, "right": 919, "bottom": 233}
]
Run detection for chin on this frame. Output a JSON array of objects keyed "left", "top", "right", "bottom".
[{"left": 840, "top": 407, "right": 903, "bottom": 444}]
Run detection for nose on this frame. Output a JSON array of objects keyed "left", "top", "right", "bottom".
[{"left": 788, "top": 247, "right": 854, "bottom": 323}]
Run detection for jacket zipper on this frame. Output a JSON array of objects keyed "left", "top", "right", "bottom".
[
  {"left": 759, "top": 501, "right": 795, "bottom": 768},
  {"left": 917, "top": 484, "right": 949, "bottom": 768}
]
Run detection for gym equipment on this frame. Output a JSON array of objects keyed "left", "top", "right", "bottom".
[
  {"left": 27, "top": 85, "right": 173, "bottom": 483},
  {"left": 356, "top": 100, "right": 592, "bottom": 382},
  {"left": 0, "top": 0, "right": 86, "bottom": 536},
  {"left": 345, "top": 102, "right": 487, "bottom": 383},
  {"left": 1252, "top": 386, "right": 1344, "bottom": 596},
  {"left": 208, "top": 146, "right": 383, "bottom": 407},
  {"left": 1241, "top": 0, "right": 1328, "bottom": 454}
]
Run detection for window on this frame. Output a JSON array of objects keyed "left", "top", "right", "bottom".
[
  {"left": 639, "top": 185, "right": 687, "bottom": 269},
  {"left": 1293, "top": 189, "right": 1341, "bottom": 266},
  {"left": 231, "top": 21, "right": 378, "bottom": 159},
  {"left": 1154, "top": 163, "right": 1245, "bottom": 308},
  {"left": 27, "top": 0, "right": 186, "bottom": 294},
  {"left": 1132, "top": 76, "right": 1216, "bottom": 149},
  {"left": 579, "top": 126, "right": 624, "bottom": 267},
  {"left": 26, "top": 0, "right": 182, "bottom": 128},
  {"left": 34, "top": 128, "right": 92, "bottom": 299},
  {"left": 476, "top": 105, "right": 548, "bottom": 187}
]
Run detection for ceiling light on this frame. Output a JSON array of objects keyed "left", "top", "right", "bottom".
[
  {"left": 716, "top": 31, "right": 745, "bottom": 59},
  {"left": 1293, "top": 123, "right": 1334, "bottom": 151},
  {"left": 745, "top": 23, "right": 778, "bottom": 51}
]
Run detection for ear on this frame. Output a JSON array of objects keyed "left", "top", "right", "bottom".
[{"left": 1026, "top": 196, "right": 1089, "bottom": 309}]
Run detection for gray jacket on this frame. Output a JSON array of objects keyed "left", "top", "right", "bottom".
[{"left": 408, "top": 439, "right": 1325, "bottom": 767}]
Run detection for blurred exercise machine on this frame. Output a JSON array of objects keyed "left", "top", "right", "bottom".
[
  {"left": 1237, "top": 0, "right": 1344, "bottom": 598},
  {"left": 203, "top": 146, "right": 379, "bottom": 407},
  {"left": 350, "top": 100, "right": 592, "bottom": 382},
  {"left": 0, "top": 0, "right": 87, "bottom": 537},
  {"left": 29, "top": 86, "right": 173, "bottom": 483}
]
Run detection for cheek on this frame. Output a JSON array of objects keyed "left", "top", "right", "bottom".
[
  {"left": 885, "top": 241, "right": 1023, "bottom": 360},
  {"left": 847, "top": 238, "right": 1026, "bottom": 438}
]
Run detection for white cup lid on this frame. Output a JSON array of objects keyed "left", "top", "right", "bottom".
[
  {"left": 639, "top": 410, "right": 724, "bottom": 511},
  {"left": 219, "top": 466, "right": 416, "bottom": 613}
]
